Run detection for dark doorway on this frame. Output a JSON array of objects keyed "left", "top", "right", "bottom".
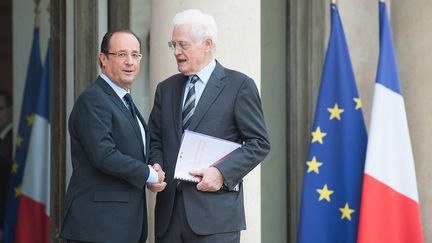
[{"left": 0, "top": 0, "right": 12, "bottom": 93}]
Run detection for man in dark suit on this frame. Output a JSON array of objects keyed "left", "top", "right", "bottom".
[
  {"left": 148, "top": 9, "right": 270, "bottom": 243},
  {"left": 0, "top": 91, "right": 12, "bottom": 240},
  {"left": 61, "top": 30, "right": 166, "bottom": 243}
]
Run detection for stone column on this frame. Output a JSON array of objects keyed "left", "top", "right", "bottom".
[
  {"left": 261, "top": 0, "right": 287, "bottom": 242},
  {"left": 108, "top": 0, "right": 130, "bottom": 31},
  {"left": 73, "top": 0, "right": 99, "bottom": 96},
  {"left": 149, "top": 1, "right": 261, "bottom": 242},
  {"left": 286, "top": 0, "right": 327, "bottom": 242}
]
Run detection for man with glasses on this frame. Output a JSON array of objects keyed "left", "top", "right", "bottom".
[
  {"left": 61, "top": 30, "right": 166, "bottom": 243},
  {"left": 148, "top": 9, "right": 270, "bottom": 243}
]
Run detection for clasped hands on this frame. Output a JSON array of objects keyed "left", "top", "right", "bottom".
[
  {"left": 147, "top": 164, "right": 224, "bottom": 193},
  {"left": 147, "top": 163, "right": 167, "bottom": 192}
]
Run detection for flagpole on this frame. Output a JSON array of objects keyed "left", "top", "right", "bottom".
[{"left": 34, "top": 0, "right": 41, "bottom": 28}]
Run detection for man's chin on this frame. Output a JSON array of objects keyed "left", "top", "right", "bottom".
[
  {"left": 122, "top": 75, "right": 136, "bottom": 81},
  {"left": 177, "top": 68, "right": 192, "bottom": 76},
  {"left": 177, "top": 65, "right": 189, "bottom": 74},
  {"left": 120, "top": 78, "right": 135, "bottom": 87}
]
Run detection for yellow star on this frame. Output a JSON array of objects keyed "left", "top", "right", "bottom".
[
  {"left": 16, "top": 135, "right": 23, "bottom": 148},
  {"left": 27, "top": 113, "right": 35, "bottom": 126},
  {"left": 311, "top": 127, "right": 327, "bottom": 144},
  {"left": 327, "top": 103, "right": 344, "bottom": 120},
  {"left": 11, "top": 161, "right": 19, "bottom": 173},
  {"left": 14, "top": 186, "right": 21, "bottom": 198},
  {"left": 316, "top": 184, "right": 334, "bottom": 202},
  {"left": 339, "top": 203, "right": 355, "bottom": 220},
  {"left": 353, "top": 98, "right": 362, "bottom": 110},
  {"left": 306, "top": 156, "right": 323, "bottom": 174}
]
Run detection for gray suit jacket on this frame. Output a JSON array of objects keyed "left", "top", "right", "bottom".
[
  {"left": 61, "top": 77, "right": 150, "bottom": 243},
  {"left": 149, "top": 61, "right": 270, "bottom": 236}
]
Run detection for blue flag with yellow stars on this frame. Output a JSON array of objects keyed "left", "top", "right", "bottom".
[
  {"left": 2, "top": 27, "right": 42, "bottom": 243},
  {"left": 297, "top": 3, "right": 367, "bottom": 243}
]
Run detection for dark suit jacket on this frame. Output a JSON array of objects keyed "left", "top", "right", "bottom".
[
  {"left": 149, "top": 61, "right": 270, "bottom": 236},
  {"left": 61, "top": 77, "right": 150, "bottom": 243},
  {"left": 0, "top": 126, "right": 12, "bottom": 230}
]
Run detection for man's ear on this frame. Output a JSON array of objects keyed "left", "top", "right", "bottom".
[
  {"left": 204, "top": 38, "right": 213, "bottom": 52},
  {"left": 99, "top": 52, "right": 107, "bottom": 67}
]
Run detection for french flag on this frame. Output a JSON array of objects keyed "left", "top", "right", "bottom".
[
  {"left": 357, "top": 2, "right": 424, "bottom": 243},
  {"left": 14, "top": 43, "right": 51, "bottom": 243}
]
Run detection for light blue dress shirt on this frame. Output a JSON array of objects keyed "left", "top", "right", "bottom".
[{"left": 182, "top": 59, "right": 216, "bottom": 107}]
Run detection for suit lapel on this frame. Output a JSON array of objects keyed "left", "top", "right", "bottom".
[
  {"left": 96, "top": 78, "right": 145, "bottom": 151},
  {"left": 189, "top": 63, "right": 226, "bottom": 131},
  {"left": 172, "top": 75, "right": 188, "bottom": 142}
]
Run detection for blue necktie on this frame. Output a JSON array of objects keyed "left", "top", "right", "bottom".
[{"left": 123, "top": 93, "right": 137, "bottom": 119}]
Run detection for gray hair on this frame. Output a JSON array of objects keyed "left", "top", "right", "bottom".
[{"left": 172, "top": 9, "right": 218, "bottom": 51}]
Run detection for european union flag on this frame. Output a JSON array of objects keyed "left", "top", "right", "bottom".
[
  {"left": 2, "top": 27, "right": 43, "bottom": 243},
  {"left": 297, "top": 3, "right": 367, "bottom": 243}
]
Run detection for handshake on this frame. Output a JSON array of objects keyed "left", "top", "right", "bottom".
[{"left": 147, "top": 163, "right": 167, "bottom": 193}]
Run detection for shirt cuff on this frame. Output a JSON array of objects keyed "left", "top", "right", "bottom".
[{"left": 146, "top": 165, "right": 159, "bottom": 184}]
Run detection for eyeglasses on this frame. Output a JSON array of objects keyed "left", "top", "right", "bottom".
[
  {"left": 168, "top": 41, "right": 191, "bottom": 51},
  {"left": 106, "top": 51, "right": 142, "bottom": 61}
]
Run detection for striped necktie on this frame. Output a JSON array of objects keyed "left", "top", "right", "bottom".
[{"left": 182, "top": 75, "right": 199, "bottom": 130}]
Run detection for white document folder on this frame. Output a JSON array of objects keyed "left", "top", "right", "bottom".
[{"left": 174, "top": 130, "right": 241, "bottom": 183}]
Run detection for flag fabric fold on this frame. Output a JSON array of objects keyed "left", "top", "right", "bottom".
[
  {"left": 357, "top": 2, "right": 424, "bottom": 243},
  {"left": 15, "top": 41, "right": 51, "bottom": 243},
  {"left": 297, "top": 3, "right": 367, "bottom": 243},
  {"left": 2, "top": 27, "right": 43, "bottom": 243}
]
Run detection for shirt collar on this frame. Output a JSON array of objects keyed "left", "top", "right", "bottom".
[
  {"left": 0, "top": 123, "right": 12, "bottom": 139},
  {"left": 193, "top": 58, "right": 216, "bottom": 84},
  {"left": 100, "top": 73, "right": 129, "bottom": 99}
]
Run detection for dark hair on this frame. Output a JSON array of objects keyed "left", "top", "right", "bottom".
[
  {"left": 99, "top": 30, "right": 142, "bottom": 67},
  {"left": 0, "top": 91, "right": 12, "bottom": 107}
]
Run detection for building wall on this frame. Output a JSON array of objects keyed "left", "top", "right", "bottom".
[{"left": 392, "top": 0, "right": 432, "bottom": 240}]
